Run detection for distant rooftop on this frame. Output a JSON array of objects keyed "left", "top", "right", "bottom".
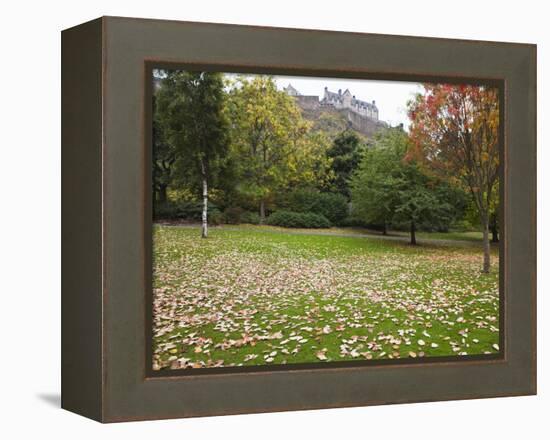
[{"left": 323, "top": 87, "right": 378, "bottom": 110}]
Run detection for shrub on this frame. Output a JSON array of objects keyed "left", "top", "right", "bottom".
[
  {"left": 221, "top": 207, "right": 262, "bottom": 225},
  {"left": 240, "top": 211, "right": 261, "bottom": 225},
  {"left": 153, "top": 201, "right": 180, "bottom": 220},
  {"left": 223, "top": 206, "right": 244, "bottom": 224},
  {"left": 267, "top": 210, "right": 331, "bottom": 228},
  {"left": 153, "top": 200, "right": 221, "bottom": 222},
  {"left": 177, "top": 201, "right": 220, "bottom": 221},
  {"left": 208, "top": 210, "right": 223, "bottom": 225},
  {"left": 314, "top": 192, "right": 349, "bottom": 225},
  {"left": 339, "top": 216, "right": 370, "bottom": 228},
  {"left": 451, "top": 219, "right": 476, "bottom": 232},
  {"left": 282, "top": 189, "right": 348, "bottom": 225}
]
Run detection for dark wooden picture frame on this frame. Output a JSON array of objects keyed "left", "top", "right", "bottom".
[{"left": 62, "top": 16, "right": 536, "bottom": 423}]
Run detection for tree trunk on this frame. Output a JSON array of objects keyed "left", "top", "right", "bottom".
[
  {"left": 382, "top": 220, "right": 387, "bottom": 236},
  {"left": 259, "top": 200, "right": 266, "bottom": 224},
  {"left": 157, "top": 185, "right": 168, "bottom": 204},
  {"left": 491, "top": 225, "right": 499, "bottom": 243},
  {"left": 490, "top": 216, "right": 499, "bottom": 243},
  {"left": 201, "top": 175, "right": 208, "bottom": 239},
  {"left": 410, "top": 220, "right": 417, "bottom": 245},
  {"left": 482, "top": 216, "right": 491, "bottom": 273}
]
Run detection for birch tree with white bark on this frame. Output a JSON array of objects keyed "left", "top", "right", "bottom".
[{"left": 155, "top": 70, "right": 229, "bottom": 238}]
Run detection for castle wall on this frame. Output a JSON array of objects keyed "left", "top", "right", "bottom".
[
  {"left": 341, "top": 109, "right": 387, "bottom": 137},
  {"left": 349, "top": 102, "right": 377, "bottom": 119},
  {"left": 288, "top": 87, "right": 386, "bottom": 138},
  {"left": 295, "top": 95, "right": 319, "bottom": 110}
]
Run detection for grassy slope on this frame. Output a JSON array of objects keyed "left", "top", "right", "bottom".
[{"left": 152, "top": 225, "right": 499, "bottom": 370}]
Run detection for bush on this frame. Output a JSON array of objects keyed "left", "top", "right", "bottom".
[
  {"left": 267, "top": 210, "right": 331, "bottom": 228},
  {"left": 153, "top": 201, "right": 180, "bottom": 220},
  {"left": 178, "top": 201, "right": 220, "bottom": 221},
  {"left": 281, "top": 189, "right": 348, "bottom": 225},
  {"left": 451, "top": 219, "right": 476, "bottom": 232},
  {"left": 208, "top": 210, "right": 223, "bottom": 225},
  {"left": 223, "top": 206, "right": 244, "bottom": 224},
  {"left": 153, "top": 200, "right": 221, "bottom": 222},
  {"left": 220, "top": 207, "right": 262, "bottom": 225},
  {"left": 315, "top": 192, "right": 349, "bottom": 224},
  {"left": 240, "top": 211, "right": 261, "bottom": 225},
  {"left": 339, "top": 216, "right": 370, "bottom": 228}
]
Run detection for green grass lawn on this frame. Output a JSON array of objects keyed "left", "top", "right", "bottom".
[
  {"left": 209, "top": 223, "right": 486, "bottom": 243},
  {"left": 152, "top": 225, "right": 499, "bottom": 370},
  {"left": 393, "top": 230, "right": 485, "bottom": 242}
]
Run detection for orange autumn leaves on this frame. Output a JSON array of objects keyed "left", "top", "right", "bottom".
[
  {"left": 407, "top": 84, "right": 499, "bottom": 272},
  {"left": 407, "top": 84, "right": 499, "bottom": 181},
  {"left": 152, "top": 227, "right": 499, "bottom": 370}
]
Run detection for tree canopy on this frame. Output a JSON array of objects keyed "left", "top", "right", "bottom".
[
  {"left": 155, "top": 71, "right": 230, "bottom": 237},
  {"left": 151, "top": 72, "right": 498, "bottom": 256},
  {"left": 350, "top": 129, "right": 404, "bottom": 234},
  {"left": 408, "top": 84, "right": 499, "bottom": 271},
  {"left": 327, "top": 130, "right": 363, "bottom": 199},
  {"left": 351, "top": 128, "right": 461, "bottom": 243},
  {"left": 225, "top": 76, "right": 331, "bottom": 221}
]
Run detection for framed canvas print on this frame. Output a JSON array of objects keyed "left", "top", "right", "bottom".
[{"left": 61, "top": 16, "right": 536, "bottom": 422}]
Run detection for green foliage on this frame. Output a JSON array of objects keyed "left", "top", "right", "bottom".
[
  {"left": 222, "top": 206, "right": 244, "bottom": 224},
  {"left": 267, "top": 210, "right": 331, "bottom": 228},
  {"left": 279, "top": 189, "right": 348, "bottom": 225},
  {"left": 208, "top": 210, "right": 224, "bottom": 226},
  {"left": 240, "top": 211, "right": 262, "bottom": 225},
  {"left": 351, "top": 128, "right": 405, "bottom": 231},
  {"left": 429, "top": 183, "right": 468, "bottom": 232},
  {"left": 154, "top": 70, "right": 230, "bottom": 236},
  {"left": 153, "top": 201, "right": 181, "bottom": 220},
  {"left": 221, "top": 206, "right": 262, "bottom": 225},
  {"left": 351, "top": 128, "right": 465, "bottom": 239},
  {"left": 338, "top": 216, "right": 372, "bottom": 228},
  {"left": 225, "top": 76, "right": 332, "bottom": 218},
  {"left": 152, "top": 93, "right": 177, "bottom": 204},
  {"left": 327, "top": 130, "right": 364, "bottom": 199},
  {"left": 152, "top": 72, "right": 476, "bottom": 237},
  {"left": 156, "top": 71, "right": 230, "bottom": 182},
  {"left": 154, "top": 200, "right": 221, "bottom": 222},
  {"left": 391, "top": 162, "right": 451, "bottom": 225}
]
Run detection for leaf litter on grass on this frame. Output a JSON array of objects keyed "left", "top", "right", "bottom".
[{"left": 152, "top": 226, "right": 499, "bottom": 370}]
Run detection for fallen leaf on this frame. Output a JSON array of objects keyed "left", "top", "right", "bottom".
[{"left": 316, "top": 350, "right": 328, "bottom": 361}]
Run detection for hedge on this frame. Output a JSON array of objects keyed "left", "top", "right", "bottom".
[
  {"left": 267, "top": 210, "right": 331, "bottom": 228},
  {"left": 282, "top": 189, "right": 348, "bottom": 225},
  {"left": 153, "top": 200, "right": 221, "bottom": 223}
]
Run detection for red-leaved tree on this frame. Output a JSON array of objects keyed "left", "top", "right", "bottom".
[{"left": 408, "top": 84, "right": 499, "bottom": 273}]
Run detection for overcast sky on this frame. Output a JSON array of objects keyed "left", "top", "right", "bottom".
[{"left": 271, "top": 75, "right": 423, "bottom": 130}]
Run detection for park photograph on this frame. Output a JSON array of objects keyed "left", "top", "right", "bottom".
[{"left": 150, "top": 70, "right": 501, "bottom": 371}]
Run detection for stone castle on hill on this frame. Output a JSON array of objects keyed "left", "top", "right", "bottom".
[{"left": 284, "top": 84, "right": 388, "bottom": 137}]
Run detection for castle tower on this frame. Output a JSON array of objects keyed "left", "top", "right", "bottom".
[
  {"left": 342, "top": 89, "right": 352, "bottom": 107},
  {"left": 284, "top": 83, "right": 300, "bottom": 96}
]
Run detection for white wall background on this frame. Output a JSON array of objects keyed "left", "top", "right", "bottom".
[{"left": 0, "top": 1, "right": 546, "bottom": 438}]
